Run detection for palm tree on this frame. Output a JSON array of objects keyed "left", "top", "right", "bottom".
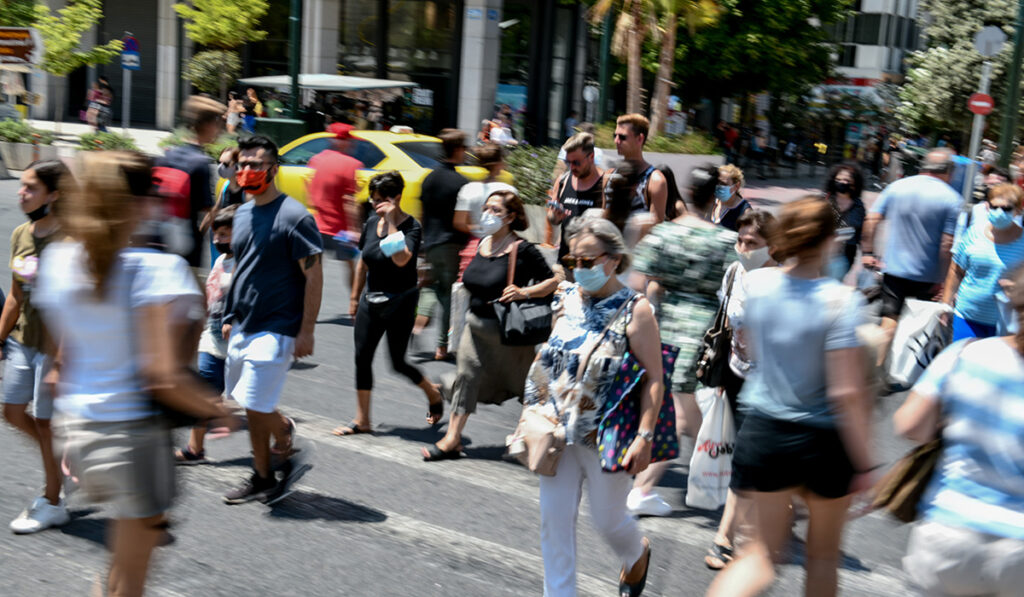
[
  {"left": 590, "top": 0, "right": 658, "bottom": 116},
  {"left": 649, "top": 0, "right": 719, "bottom": 136}
]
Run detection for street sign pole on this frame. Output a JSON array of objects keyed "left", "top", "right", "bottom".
[
  {"left": 120, "top": 33, "right": 141, "bottom": 133},
  {"left": 963, "top": 61, "right": 993, "bottom": 200},
  {"left": 122, "top": 68, "right": 131, "bottom": 132}
]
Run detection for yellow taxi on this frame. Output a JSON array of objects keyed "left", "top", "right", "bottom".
[{"left": 274, "top": 129, "right": 513, "bottom": 219}]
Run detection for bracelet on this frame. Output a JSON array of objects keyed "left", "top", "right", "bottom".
[{"left": 523, "top": 289, "right": 531, "bottom": 299}]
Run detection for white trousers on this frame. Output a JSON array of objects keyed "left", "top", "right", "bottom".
[{"left": 539, "top": 443, "right": 645, "bottom": 597}]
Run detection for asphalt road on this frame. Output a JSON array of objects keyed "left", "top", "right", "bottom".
[{"left": 0, "top": 175, "right": 915, "bottom": 596}]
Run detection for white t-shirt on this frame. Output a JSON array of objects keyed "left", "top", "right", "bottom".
[
  {"left": 35, "top": 243, "right": 202, "bottom": 422},
  {"left": 454, "top": 181, "right": 517, "bottom": 235}
]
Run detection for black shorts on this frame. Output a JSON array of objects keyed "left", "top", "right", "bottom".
[
  {"left": 880, "top": 274, "right": 934, "bottom": 320},
  {"left": 730, "top": 414, "right": 854, "bottom": 499}
]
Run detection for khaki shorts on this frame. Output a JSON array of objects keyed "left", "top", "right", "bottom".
[
  {"left": 904, "top": 520, "right": 1024, "bottom": 597},
  {"left": 61, "top": 416, "right": 175, "bottom": 519}
]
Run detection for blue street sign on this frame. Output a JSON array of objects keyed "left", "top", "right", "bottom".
[{"left": 121, "top": 35, "right": 140, "bottom": 70}]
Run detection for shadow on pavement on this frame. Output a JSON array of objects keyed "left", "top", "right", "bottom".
[
  {"left": 268, "top": 491, "right": 388, "bottom": 523},
  {"left": 785, "top": 534, "right": 871, "bottom": 573},
  {"left": 317, "top": 315, "right": 354, "bottom": 327},
  {"left": 376, "top": 425, "right": 444, "bottom": 445},
  {"left": 60, "top": 508, "right": 106, "bottom": 546}
]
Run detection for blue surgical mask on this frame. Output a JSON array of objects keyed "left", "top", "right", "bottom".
[
  {"left": 715, "top": 185, "right": 732, "bottom": 201},
  {"left": 988, "top": 207, "right": 1016, "bottom": 230},
  {"left": 379, "top": 231, "right": 407, "bottom": 257},
  {"left": 574, "top": 263, "right": 611, "bottom": 292}
]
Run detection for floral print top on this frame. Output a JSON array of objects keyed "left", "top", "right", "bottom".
[
  {"left": 633, "top": 220, "right": 737, "bottom": 391},
  {"left": 524, "top": 284, "right": 638, "bottom": 448}
]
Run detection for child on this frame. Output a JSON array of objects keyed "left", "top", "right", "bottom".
[{"left": 176, "top": 205, "right": 238, "bottom": 464}]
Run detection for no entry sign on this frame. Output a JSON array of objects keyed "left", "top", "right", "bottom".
[{"left": 968, "top": 93, "right": 994, "bottom": 115}]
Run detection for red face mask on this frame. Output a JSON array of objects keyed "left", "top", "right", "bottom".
[{"left": 237, "top": 168, "right": 273, "bottom": 195}]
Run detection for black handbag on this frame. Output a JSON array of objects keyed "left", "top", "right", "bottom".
[
  {"left": 493, "top": 240, "right": 553, "bottom": 346},
  {"left": 693, "top": 262, "right": 738, "bottom": 388}
]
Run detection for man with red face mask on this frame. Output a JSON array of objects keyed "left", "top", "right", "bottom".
[{"left": 221, "top": 136, "right": 324, "bottom": 506}]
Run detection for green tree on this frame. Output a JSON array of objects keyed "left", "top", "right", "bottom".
[
  {"left": 897, "top": 0, "right": 1015, "bottom": 136},
  {"left": 174, "top": 0, "right": 269, "bottom": 100},
  {"left": 591, "top": 0, "right": 658, "bottom": 115},
  {"left": 33, "top": 0, "right": 124, "bottom": 127},
  {"left": 0, "top": 0, "right": 38, "bottom": 27}
]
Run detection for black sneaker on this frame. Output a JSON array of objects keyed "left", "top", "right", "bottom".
[
  {"left": 222, "top": 473, "right": 276, "bottom": 505},
  {"left": 265, "top": 449, "right": 313, "bottom": 506}
]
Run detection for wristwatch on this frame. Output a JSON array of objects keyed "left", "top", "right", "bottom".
[{"left": 637, "top": 429, "right": 654, "bottom": 442}]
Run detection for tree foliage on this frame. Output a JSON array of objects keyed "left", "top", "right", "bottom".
[
  {"left": 174, "top": 0, "right": 268, "bottom": 50},
  {"left": 0, "top": 0, "right": 38, "bottom": 27},
  {"left": 897, "top": 0, "right": 1016, "bottom": 134},
  {"left": 182, "top": 49, "right": 241, "bottom": 96},
  {"left": 33, "top": 0, "right": 123, "bottom": 77}
]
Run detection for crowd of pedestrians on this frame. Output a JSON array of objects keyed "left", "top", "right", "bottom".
[{"left": 2, "top": 102, "right": 1023, "bottom": 597}]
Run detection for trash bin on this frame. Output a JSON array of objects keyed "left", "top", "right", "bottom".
[{"left": 253, "top": 118, "right": 307, "bottom": 148}]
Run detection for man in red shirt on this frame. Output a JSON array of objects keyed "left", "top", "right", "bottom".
[{"left": 307, "top": 123, "right": 364, "bottom": 296}]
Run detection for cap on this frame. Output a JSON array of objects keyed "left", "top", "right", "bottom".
[{"left": 328, "top": 123, "right": 354, "bottom": 140}]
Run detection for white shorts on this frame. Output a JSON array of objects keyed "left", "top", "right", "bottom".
[
  {"left": 225, "top": 331, "right": 295, "bottom": 414},
  {"left": 3, "top": 338, "right": 55, "bottom": 420},
  {"left": 904, "top": 520, "right": 1024, "bottom": 597}
]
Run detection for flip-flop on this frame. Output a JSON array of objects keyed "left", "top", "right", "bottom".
[
  {"left": 331, "top": 421, "right": 372, "bottom": 436},
  {"left": 421, "top": 444, "right": 464, "bottom": 461},
  {"left": 704, "top": 542, "right": 734, "bottom": 570}
]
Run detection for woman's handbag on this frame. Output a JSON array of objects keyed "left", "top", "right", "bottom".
[
  {"left": 596, "top": 342, "right": 681, "bottom": 472},
  {"left": 694, "top": 263, "right": 739, "bottom": 388},
  {"left": 507, "top": 297, "right": 630, "bottom": 475},
  {"left": 871, "top": 438, "right": 942, "bottom": 523},
  {"left": 493, "top": 240, "right": 553, "bottom": 346}
]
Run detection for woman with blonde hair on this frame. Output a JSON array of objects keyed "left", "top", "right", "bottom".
[{"left": 35, "top": 151, "right": 232, "bottom": 597}]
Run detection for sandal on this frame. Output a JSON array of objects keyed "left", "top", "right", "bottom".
[
  {"left": 704, "top": 542, "right": 734, "bottom": 570},
  {"left": 174, "top": 446, "right": 208, "bottom": 465},
  {"left": 426, "top": 397, "right": 444, "bottom": 425},
  {"left": 421, "top": 444, "right": 463, "bottom": 462},
  {"left": 331, "top": 421, "right": 373, "bottom": 436},
  {"left": 619, "top": 537, "right": 651, "bottom": 597}
]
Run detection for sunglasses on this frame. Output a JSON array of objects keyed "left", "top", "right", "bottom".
[
  {"left": 560, "top": 253, "right": 607, "bottom": 270},
  {"left": 614, "top": 133, "right": 630, "bottom": 141}
]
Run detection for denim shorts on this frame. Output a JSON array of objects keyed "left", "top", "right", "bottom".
[
  {"left": 2, "top": 338, "right": 54, "bottom": 419},
  {"left": 198, "top": 351, "right": 226, "bottom": 394}
]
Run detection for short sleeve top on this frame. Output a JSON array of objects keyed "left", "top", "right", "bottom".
[
  {"left": 359, "top": 214, "right": 422, "bottom": 294},
  {"left": 8, "top": 222, "right": 62, "bottom": 350},
  {"left": 461, "top": 239, "right": 553, "bottom": 318},
  {"left": 952, "top": 226, "right": 1024, "bottom": 325}
]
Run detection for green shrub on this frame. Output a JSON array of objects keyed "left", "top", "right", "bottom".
[
  {"left": 78, "top": 131, "right": 139, "bottom": 152},
  {"left": 593, "top": 121, "right": 720, "bottom": 155},
  {"left": 159, "top": 128, "right": 237, "bottom": 159},
  {"left": 503, "top": 145, "right": 562, "bottom": 205},
  {"left": 0, "top": 119, "right": 54, "bottom": 145}
]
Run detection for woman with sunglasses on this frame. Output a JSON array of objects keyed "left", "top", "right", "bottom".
[
  {"left": 627, "top": 164, "right": 739, "bottom": 517},
  {"left": 334, "top": 171, "right": 444, "bottom": 436},
  {"left": 423, "top": 190, "right": 557, "bottom": 460},
  {"left": 524, "top": 215, "right": 662, "bottom": 597}
]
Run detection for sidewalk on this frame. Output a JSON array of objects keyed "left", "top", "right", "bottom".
[{"left": 26, "top": 119, "right": 173, "bottom": 157}]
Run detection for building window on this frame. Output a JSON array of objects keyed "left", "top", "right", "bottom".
[
  {"left": 853, "top": 13, "right": 882, "bottom": 45},
  {"left": 338, "top": 0, "right": 380, "bottom": 77},
  {"left": 838, "top": 44, "right": 857, "bottom": 67}
]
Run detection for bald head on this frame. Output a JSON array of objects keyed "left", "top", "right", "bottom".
[{"left": 921, "top": 147, "right": 954, "bottom": 180}]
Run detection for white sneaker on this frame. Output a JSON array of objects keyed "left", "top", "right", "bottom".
[
  {"left": 10, "top": 497, "right": 70, "bottom": 534},
  {"left": 626, "top": 489, "right": 672, "bottom": 517}
]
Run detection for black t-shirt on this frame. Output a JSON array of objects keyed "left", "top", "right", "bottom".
[
  {"left": 225, "top": 194, "right": 323, "bottom": 337},
  {"left": 158, "top": 143, "right": 213, "bottom": 267},
  {"left": 462, "top": 239, "right": 553, "bottom": 318},
  {"left": 359, "top": 214, "right": 422, "bottom": 294},
  {"left": 420, "top": 162, "right": 468, "bottom": 250},
  {"left": 715, "top": 197, "right": 751, "bottom": 232},
  {"left": 556, "top": 173, "right": 604, "bottom": 257}
]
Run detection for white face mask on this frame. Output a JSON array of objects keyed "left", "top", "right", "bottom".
[
  {"left": 736, "top": 245, "right": 771, "bottom": 271},
  {"left": 478, "top": 211, "right": 504, "bottom": 237}
]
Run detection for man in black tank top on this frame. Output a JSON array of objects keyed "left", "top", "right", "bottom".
[
  {"left": 548, "top": 132, "right": 605, "bottom": 258},
  {"left": 613, "top": 113, "right": 668, "bottom": 223}
]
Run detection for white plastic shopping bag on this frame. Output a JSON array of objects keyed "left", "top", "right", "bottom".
[
  {"left": 448, "top": 282, "right": 470, "bottom": 353},
  {"left": 887, "top": 299, "right": 952, "bottom": 389},
  {"left": 685, "top": 387, "right": 736, "bottom": 510}
]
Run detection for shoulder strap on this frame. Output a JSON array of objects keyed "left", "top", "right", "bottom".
[
  {"left": 556, "top": 172, "right": 571, "bottom": 204},
  {"left": 724, "top": 262, "right": 740, "bottom": 300},
  {"left": 574, "top": 293, "right": 635, "bottom": 382},
  {"left": 506, "top": 240, "right": 523, "bottom": 287}
]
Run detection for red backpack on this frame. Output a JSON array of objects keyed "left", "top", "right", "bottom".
[{"left": 150, "top": 166, "right": 191, "bottom": 219}]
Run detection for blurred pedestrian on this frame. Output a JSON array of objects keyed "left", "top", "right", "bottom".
[
  {"left": 226, "top": 91, "right": 243, "bottom": 134},
  {"left": 942, "top": 183, "right": 1024, "bottom": 341},
  {"left": 627, "top": 164, "right": 737, "bottom": 517},
  {"left": 176, "top": 205, "right": 238, "bottom": 464},
  {"left": 613, "top": 113, "right": 669, "bottom": 223},
  {"left": 548, "top": 132, "right": 607, "bottom": 260},
  {"left": 334, "top": 171, "right": 444, "bottom": 436},
  {"left": 709, "top": 164, "right": 751, "bottom": 232},
  {"left": 525, "top": 216, "right": 661, "bottom": 597},
  {"left": 895, "top": 263, "right": 1024, "bottom": 597},
  {"left": 564, "top": 109, "right": 579, "bottom": 139},
  {"left": 2, "top": 160, "right": 71, "bottom": 534},
  {"left": 423, "top": 190, "right": 557, "bottom": 461},
  {"left": 703, "top": 209, "right": 779, "bottom": 569},
  {"left": 861, "top": 148, "right": 961, "bottom": 365},
  {"left": 307, "top": 122, "right": 364, "bottom": 298},
  {"left": 824, "top": 163, "right": 866, "bottom": 280},
  {"left": 36, "top": 151, "right": 231, "bottom": 597},
  {"left": 419, "top": 129, "right": 469, "bottom": 361},
  {"left": 221, "top": 136, "right": 322, "bottom": 505}
]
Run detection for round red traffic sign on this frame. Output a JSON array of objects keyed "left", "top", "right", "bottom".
[{"left": 969, "top": 93, "right": 994, "bottom": 115}]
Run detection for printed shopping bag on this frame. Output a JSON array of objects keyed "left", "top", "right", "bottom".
[
  {"left": 887, "top": 299, "right": 952, "bottom": 389},
  {"left": 685, "top": 386, "right": 735, "bottom": 510}
]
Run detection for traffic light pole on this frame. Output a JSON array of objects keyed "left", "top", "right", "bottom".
[
  {"left": 288, "top": 0, "right": 303, "bottom": 119},
  {"left": 998, "top": 0, "right": 1024, "bottom": 168}
]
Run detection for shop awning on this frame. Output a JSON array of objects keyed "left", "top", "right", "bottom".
[{"left": 236, "top": 74, "right": 419, "bottom": 92}]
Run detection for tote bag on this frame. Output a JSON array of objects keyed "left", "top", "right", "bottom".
[{"left": 685, "top": 386, "right": 736, "bottom": 510}]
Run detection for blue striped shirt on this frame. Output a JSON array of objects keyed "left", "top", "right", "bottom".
[
  {"left": 911, "top": 338, "right": 1024, "bottom": 540},
  {"left": 952, "top": 226, "right": 1024, "bottom": 325}
]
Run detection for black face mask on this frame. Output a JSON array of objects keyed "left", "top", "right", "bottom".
[
  {"left": 834, "top": 181, "right": 852, "bottom": 195},
  {"left": 26, "top": 204, "right": 49, "bottom": 222},
  {"left": 214, "top": 242, "right": 232, "bottom": 256}
]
